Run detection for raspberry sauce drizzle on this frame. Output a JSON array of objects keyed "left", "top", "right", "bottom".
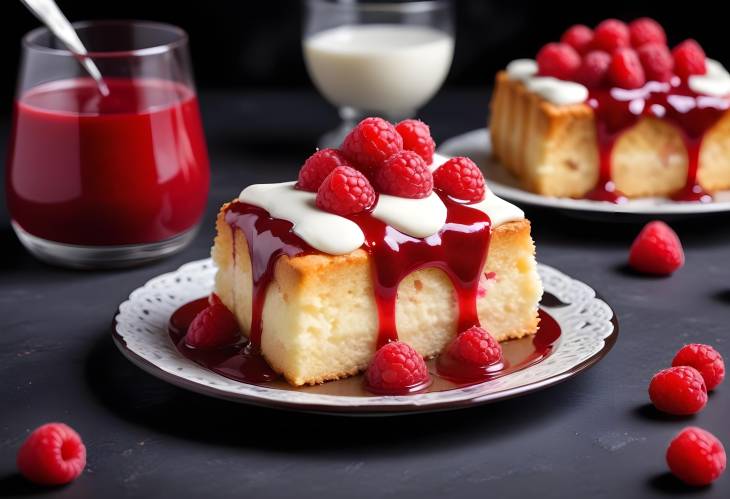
[
  {"left": 586, "top": 80, "right": 729, "bottom": 203},
  {"left": 350, "top": 195, "right": 491, "bottom": 349},
  {"left": 224, "top": 203, "right": 316, "bottom": 347},
  {"left": 169, "top": 300, "right": 562, "bottom": 391},
  {"left": 169, "top": 297, "right": 277, "bottom": 383}
]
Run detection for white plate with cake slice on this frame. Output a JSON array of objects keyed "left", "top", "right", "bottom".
[
  {"left": 113, "top": 258, "right": 617, "bottom": 416},
  {"left": 439, "top": 128, "right": 730, "bottom": 220}
]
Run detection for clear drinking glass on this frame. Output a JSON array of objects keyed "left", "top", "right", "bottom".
[
  {"left": 303, "top": 0, "right": 454, "bottom": 147},
  {"left": 6, "top": 21, "right": 210, "bottom": 268}
]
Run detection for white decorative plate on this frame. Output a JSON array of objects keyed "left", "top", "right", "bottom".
[
  {"left": 439, "top": 128, "right": 730, "bottom": 220},
  {"left": 113, "top": 259, "right": 617, "bottom": 415}
]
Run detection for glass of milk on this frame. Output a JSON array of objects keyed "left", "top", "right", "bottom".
[{"left": 303, "top": 0, "right": 454, "bottom": 147}]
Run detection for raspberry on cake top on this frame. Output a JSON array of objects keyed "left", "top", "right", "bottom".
[{"left": 491, "top": 17, "right": 730, "bottom": 203}]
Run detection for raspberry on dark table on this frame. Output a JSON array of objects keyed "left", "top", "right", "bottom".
[
  {"left": 17, "top": 423, "right": 86, "bottom": 486},
  {"left": 649, "top": 366, "right": 708, "bottom": 415},
  {"left": 673, "top": 344, "right": 725, "bottom": 391},
  {"left": 667, "top": 427, "right": 726, "bottom": 486}
]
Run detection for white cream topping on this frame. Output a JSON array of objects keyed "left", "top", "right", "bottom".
[
  {"left": 506, "top": 59, "right": 538, "bottom": 82},
  {"left": 688, "top": 59, "right": 730, "bottom": 97},
  {"left": 239, "top": 182, "right": 364, "bottom": 255},
  {"left": 238, "top": 158, "right": 525, "bottom": 255},
  {"left": 525, "top": 77, "right": 589, "bottom": 105},
  {"left": 508, "top": 58, "right": 730, "bottom": 101},
  {"left": 505, "top": 58, "right": 588, "bottom": 105},
  {"left": 468, "top": 186, "right": 525, "bottom": 227},
  {"left": 372, "top": 192, "right": 447, "bottom": 238}
]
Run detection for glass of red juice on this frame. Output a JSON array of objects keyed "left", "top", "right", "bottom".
[{"left": 6, "top": 21, "right": 210, "bottom": 268}]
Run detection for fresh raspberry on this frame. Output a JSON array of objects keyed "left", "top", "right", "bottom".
[
  {"left": 638, "top": 43, "right": 674, "bottom": 82},
  {"left": 561, "top": 24, "right": 593, "bottom": 55},
  {"left": 673, "top": 344, "right": 725, "bottom": 391},
  {"left": 315, "top": 165, "right": 376, "bottom": 215},
  {"left": 17, "top": 423, "right": 86, "bottom": 486},
  {"left": 433, "top": 157, "right": 486, "bottom": 203},
  {"left": 575, "top": 50, "right": 612, "bottom": 88},
  {"left": 395, "top": 119, "right": 436, "bottom": 164},
  {"left": 673, "top": 39, "right": 707, "bottom": 79},
  {"left": 341, "top": 117, "right": 403, "bottom": 178},
  {"left": 592, "top": 19, "right": 630, "bottom": 52},
  {"left": 629, "top": 221, "right": 684, "bottom": 275},
  {"left": 365, "top": 341, "right": 429, "bottom": 394},
  {"left": 667, "top": 427, "right": 726, "bottom": 486},
  {"left": 629, "top": 17, "right": 667, "bottom": 48},
  {"left": 610, "top": 47, "right": 646, "bottom": 89},
  {"left": 185, "top": 303, "right": 239, "bottom": 349},
  {"left": 374, "top": 151, "right": 433, "bottom": 199},
  {"left": 536, "top": 42, "right": 581, "bottom": 80},
  {"left": 445, "top": 326, "right": 503, "bottom": 366},
  {"left": 297, "top": 148, "right": 352, "bottom": 192},
  {"left": 649, "top": 366, "right": 708, "bottom": 415}
]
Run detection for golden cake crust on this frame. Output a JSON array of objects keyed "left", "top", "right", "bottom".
[{"left": 490, "top": 71, "right": 730, "bottom": 198}]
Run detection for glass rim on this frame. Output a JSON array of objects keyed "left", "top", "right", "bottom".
[
  {"left": 22, "top": 20, "right": 189, "bottom": 58},
  {"left": 306, "top": 0, "right": 450, "bottom": 14}
]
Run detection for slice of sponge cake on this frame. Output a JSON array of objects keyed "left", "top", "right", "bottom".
[{"left": 212, "top": 203, "right": 542, "bottom": 386}]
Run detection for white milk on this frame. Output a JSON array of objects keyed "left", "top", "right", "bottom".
[{"left": 304, "top": 24, "right": 454, "bottom": 115}]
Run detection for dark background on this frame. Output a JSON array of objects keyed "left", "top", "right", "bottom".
[
  {"left": 2, "top": 2, "right": 730, "bottom": 498},
  {"left": 1, "top": 0, "right": 729, "bottom": 114}
]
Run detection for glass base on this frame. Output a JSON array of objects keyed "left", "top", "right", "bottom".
[{"left": 12, "top": 221, "right": 200, "bottom": 269}]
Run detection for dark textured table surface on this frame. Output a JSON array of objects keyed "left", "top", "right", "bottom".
[{"left": 1, "top": 90, "right": 729, "bottom": 499}]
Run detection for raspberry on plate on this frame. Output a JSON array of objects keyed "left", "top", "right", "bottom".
[
  {"left": 316, "top": 165, "right": 376, "bottom": 216},
  {"left": 561, "top": 24, "right": 593, "bottom": 55},
  {"left": 667, "top": 427, "right": 726, "bottom": 486},
  {"left": 185, "top": 302, "right": 240, "bottom": 349},
  {"left": 395, "top": 119, "right": 436, "bottom": 164},
  {"left": 445, "top": 326, "right": 503, "bottom": 367},
  {"left": 673, "top": 344, "right": 725, "bottom": 391},
  {"left": 629, "top": 221, "right": 684, "bottom": 275},
  {"left": 433, "top": 156, "right": 486, "bottom": 203},
  {"left": 575, "top": 50, "right": 612, "bottom": 88},
  {"left": 649, "top": 366, "right": 708, "bottom": 415},
  {"left": 365, "top": 341, "right": 430, "bottom": 394},
  {"left": 536, "top": 42, "right": 581, "bottom": 80},
  {"left": 638, "top": 43, "right": 674, "bottom": 82},
  {"left": 341, "top": 117, "right": 403, "bottom": 177},
  {"left": 610, "top": 47, "right": 646, "bottom": 89},
  {"left": 297, "top": 148, "right": 352, "bottom": 192},
  {"left": 673, "top": 39, "right": 707, "bottom": 79},
  {"left": 592, "top": 19, "right": 630, "bottom": 53},
  {"left": 17, "top": 423, "right": 86, "bottom": 486},
  {"left": 629, "top": 17, "right": 667, "bottom": 48},
  {"left": 374, "top": 150, "right": 433, "bottom": 199}
]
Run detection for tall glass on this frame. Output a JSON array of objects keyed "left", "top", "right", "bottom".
[
  {"left": 6, "top": 21, "right": 210, "bottom": 268},
  {"left": 303, "top": 0, "right": 454, "bottom": 147}
]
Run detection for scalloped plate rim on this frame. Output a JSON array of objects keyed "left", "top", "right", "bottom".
[{"left": 112, "top": 258, "right": 618, "bottom": 416}]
